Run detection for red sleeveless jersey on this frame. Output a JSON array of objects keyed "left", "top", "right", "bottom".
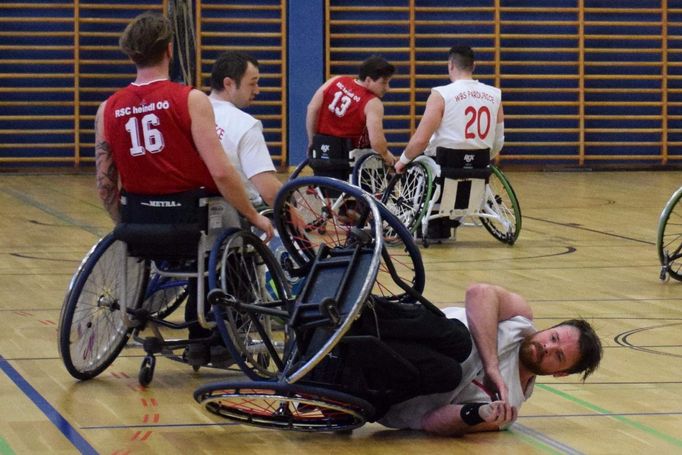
[
  {"left": 103, "top": 80, "right": 218, "bottom": 194},
  {"left": 315, "top": 76, "right": 375, "bottom": 148}
]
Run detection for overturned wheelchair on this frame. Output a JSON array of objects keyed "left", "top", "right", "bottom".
[{"left": 58, "top": 177, "right": 444, "bottom": 431}]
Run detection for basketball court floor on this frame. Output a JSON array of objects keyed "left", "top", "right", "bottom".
[{"left": 0, "top": 170, "right": 680, "bottom": 454}]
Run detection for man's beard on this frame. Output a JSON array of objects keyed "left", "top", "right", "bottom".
[{"left": 519, "top": 337, "right": 548, "bottom": 375}]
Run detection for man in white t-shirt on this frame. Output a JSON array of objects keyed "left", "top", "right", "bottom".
[
  {"left": 347, "top": 283, "right": 602, "bottom": 437},
  {"left": 209, "top": 51, "right": 281, "bottom": 208},
  {"left": 395, "top": 45, "right": 505, "bottom": 173}
]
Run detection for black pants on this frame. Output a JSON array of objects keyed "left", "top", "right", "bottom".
[{"left": 313, "top": 299, "right": 472, "bottom": 419}]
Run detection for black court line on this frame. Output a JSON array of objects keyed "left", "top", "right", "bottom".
[
  {"left": 423, "top": 246, "right": 577, "bottom": 264},
  {"left": 9, "top": 252, "right": 80, "bottom": 263},
  {"left": 524, "top": 215, "right": 655, "bottom": 245},
  {"left": 615, "top": 322, "right": 682, "bottom": 358}
]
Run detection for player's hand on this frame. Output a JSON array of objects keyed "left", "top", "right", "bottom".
[
  {"left": 382, "top": 153, "right": 397, "bottom": 167},
  {"left": 479, "top": 400, "right": 517, "bottom": 428},
  {"left": 484, "top": 369, "right": 510, "bottom": 404},
  {"left": 251, "top": 214, "right": 273, "bottom": 242},
  {"left": 394, "top": 161, "right": 406, "bottom": 174}
]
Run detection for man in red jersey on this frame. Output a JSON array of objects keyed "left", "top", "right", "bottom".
[
  {"left": 94, "top": 11, "right": 272, "bottom": 366},
  {"left": 305, "top": 55, "right": 397, "bottom": 168},
  {"left": 95, "top": 11, "right": 271, "bottom": 239}
]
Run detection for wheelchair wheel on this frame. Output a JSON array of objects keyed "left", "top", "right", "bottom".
[
  {"left": 289, "top": 158, "right": 309, "bottom": 180},
  {"left": 211, "top": 230, "right": 290, "bottom": 379},
  {"left": 194, "top": 380, "right": 374, "bottom": 432},
  {"left": 382, "top": 160, "right": 433, "bottom": 235},
  {"left": 657, "top": 186, "right": 682, "bottom": 281},
  {"left": 273, "top": 176, "right": 425, "bottom": 300},
  {"left": 142, "top": 272, "right": 188, "bottom": 319},
  {"left": 352, "top": 152, "right": 391, "bottom": 198},
  {"left": 58, "top": 233, "right": 146, "bottom": 380},
  {"left": 480, "top": 166, "right": 522, "bottom": 245}
]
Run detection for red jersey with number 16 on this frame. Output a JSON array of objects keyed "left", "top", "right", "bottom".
[
  {"left": 316, "top": 76, "right": 375, "bottom": 149},
  {"left": 103, "top": 79, "right": 218, "bottom": 194}
]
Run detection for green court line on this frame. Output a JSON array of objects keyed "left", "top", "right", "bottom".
[
  {"left": 0, "top": 436, "right": 16, "bottom": 455},
  {"left": 537, "top": 383, "right": 682, "bottom": 448}
]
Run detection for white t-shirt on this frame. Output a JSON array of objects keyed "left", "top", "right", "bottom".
[
  {"left": 209, "top": 97, "right": 276, "bottom": 205},
  {"left": 378, "top": 306, "right": 535, "bottom": 430},
  {"left": 425, "top": 79, "right": 502, "bottom": 158}
]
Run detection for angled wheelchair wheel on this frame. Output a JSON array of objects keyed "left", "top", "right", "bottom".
[
  {"left": 289, "top": 158, "right": 309, "bottom": 180},
  {"left": 58, "top": 233, "right": 146, "bottom": 380},
  {"left": 480, "top": 166, "right": 522, "bottom": 245},
  {"left": 142, "top": 272, "right": 188, "bottom": 320},
  {"left": 194, "top": 380, "right": 374, "bottom": 432},
  {"left": 382, "top": 160, "right": 433, "bottom": 236},
  {"left": 352, "top": 152, "right": 391, "bottom": 198},
  {"left": 657, "top": 186, "right": 682, "bottom": 281},
  {"left": 273, "top": 176, "right": 425, "bottom": 301},
  {"left": 210, "top": 230, "right": 290, "bottom": 379}
]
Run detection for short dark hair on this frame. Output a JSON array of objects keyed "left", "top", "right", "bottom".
[
  {"left": 448, "top": 45, "right": 475, "bottom": 72},
  {"left": 358, "top": 55, "right": 395, "bottom": 81},
  {"left": 119, "top": 12, "right": 173, "bottom": 68},
  {"left": 553, "top": 319, "right": 603, "bottom": 381},
  {"left": 210, "top": 51, "right": 259, "bottom": 91}
]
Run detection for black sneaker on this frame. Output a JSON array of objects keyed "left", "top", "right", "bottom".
[
  {"left": 210, "top": 345, "right": 234, "bottom": 368},
  {"left": 185, "top": 343, "right": 210, "bottom": 367}
]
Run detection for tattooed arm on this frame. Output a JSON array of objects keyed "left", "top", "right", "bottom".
[{"left": 94, "top": 101, "right": 121, "bottom": 223}]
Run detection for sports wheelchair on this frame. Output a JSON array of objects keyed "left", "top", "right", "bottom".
[
  {"left": 353, "top": 147, "right": 522, "bottom": 246},
  {"left": 58, "top": 189, "right": 288, "bottom": 385},
  {"left": 657, "top": 186, "right": 682, "bottom": 281},
  {"left": 193, "top": 177, "right": 446, "bottom": 432},
  {"left": 289, "top": 133, "right": 379, "bottom": 182}
]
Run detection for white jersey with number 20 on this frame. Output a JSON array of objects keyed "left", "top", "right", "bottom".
[{"left": 426, "top": 79, "right": 501, "bottom": 157}]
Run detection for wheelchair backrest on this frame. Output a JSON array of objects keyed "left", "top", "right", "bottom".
[
  {"left": 435, "top": 147, "right": 491, "bottom": 214},
  {"left": 113, "top": 189, "right": 210, "bottom": 259},
  {"left": 308, "top": 134, "right": 354, "bottom": 178}
]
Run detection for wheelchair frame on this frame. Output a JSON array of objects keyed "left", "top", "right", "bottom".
[
  {"left": 657, "top": 186, "right": 682, "bottom": 281},
  {"left": 58, "top": 177, "right": 439, "bottom": 432}
]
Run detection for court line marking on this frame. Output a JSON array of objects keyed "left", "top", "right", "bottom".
[
  {"left": 0, "top": 356, "right": 98, "bottom": 455},
  {"left": 0, "top": 437, "right": 15, "bottom": 455},
  {"left": 511, "top": 423, "right": 585, "bottom": 455},
  {"left": 0, "top": 187, "right": 104, "bottom": 237},
  {"left": 538, "top": 383, "right": 682, "bottom": 449},
  {"left": 523, "top": 215, "right": 654, "bottom": 245}
]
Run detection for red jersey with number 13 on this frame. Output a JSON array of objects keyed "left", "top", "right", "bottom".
[
  {"left": 316, "top": 76, "right": 375, "bottom": 149},
  {"left": 103, "top": 80, "right": 218, "bottom": 194}
]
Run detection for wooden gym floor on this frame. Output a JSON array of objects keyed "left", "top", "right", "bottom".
[{"left": 0, "top": 170, "right": 681, "bottom": 454}]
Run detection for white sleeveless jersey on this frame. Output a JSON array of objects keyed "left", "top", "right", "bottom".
[{"left": 425, "top": 79, "right": 502, "bottom": 156}]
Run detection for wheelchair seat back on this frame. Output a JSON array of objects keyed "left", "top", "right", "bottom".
[
  {"left": 113, "top": 189, "right": 210, "bottom": 260},
  {"left": 308, "top": 134, "right": 354, "bottom": 180},
  {"left": 435, "top": 147, "right": 492, "bottom": 217}
]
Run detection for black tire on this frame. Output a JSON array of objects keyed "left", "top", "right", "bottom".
[
  {"left": 273, "top": 176, "right": 425, "bottom": 300},
  {"left": 58, "top": 234, "right": 146, "bottom": 380},
  {"left": 480, "top": 166, "right": 522, "bottom": 245},
  {"left": 209, "top": 230, "right": 290, "bottom": 380},
  {"left": 657, "top": 187, "right": 682, "bottom": 281},
  {"left": 194, "top": 380, "right": 374, "bottom": 432},
  {"left": 138, "top": 356, "right": 155, "bottom": 387}
]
